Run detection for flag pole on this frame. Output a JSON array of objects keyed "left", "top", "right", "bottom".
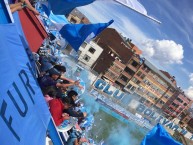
[{"left": 113, "top": 0, "right": 161, "bottom": 24}]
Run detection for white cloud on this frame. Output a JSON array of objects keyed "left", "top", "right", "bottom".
[
  {"left": 185, "top": 86, "right": 193, "bottom": 100},
  {"left": 141, "top": 39, "right": 184, "bottom": 65}
]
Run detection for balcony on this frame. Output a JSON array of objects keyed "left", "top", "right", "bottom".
[
  {"left": 108, "top": 67, "right": 121, "bottom": 76},
  {"left": 144, "top": 95, "right": 156, "bottom": 104},
  {"left": 144, "top": 86, "right": 162, "bottom": 98},
  {"left": 122, "top": 71, "right": 132, "bottom": 79},
  {"left": 135, "top": 89, "right": 145, "bottom": 96},
  {"left": 161, "top": 97, "right": 168, "bottom": 103},
  {"left": 166, "top": 90, "right": 174, "bottom": 96},
  {"left": 146, "top": 76, "right": 167, "bottom": 92},
  {"left": 113, "top": 60, "right": 126, "bottom": 70},
  {"left": 169, "top": 105, "right": 177, "bottom": 110},
  {"left": 134, "top": 75, "right": 142, "bottom": 82},
  {"left": 155, "top": 103, "right": 163, "bottom": 109},
  {"left": 132, "top": 56, "right": 140, "bottom": 63},
  {"left": 103, "top": 73, "right": 117, "bottom": 82},
  {"left": 116, "top": 78, "right": 127, "bottom": 86},
  {"left": 127, "top": 64, "right": 138, "bottom": 72}
]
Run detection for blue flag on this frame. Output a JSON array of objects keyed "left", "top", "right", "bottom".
[
  {"left": 59, "top": 20, "right": 114, "bottom": 51},
  {"left": 40, "top": 4, "right": 51, "bottom": 16},
  {"left": 140, "top": 124, "right": 182, "bottom": 145},
  {"left": 48, "top": 0, "right": 95, "bottom": 15},
  {"left": 0, "top": 24, "right": 50, "bottom": 145}
]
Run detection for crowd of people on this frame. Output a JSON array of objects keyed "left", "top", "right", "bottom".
[{"left": 34, "top": 38, "right": 93, "bottom": 145}]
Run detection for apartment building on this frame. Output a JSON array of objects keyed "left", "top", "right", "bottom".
[
  {"left": 132, "top": 60, "right": 177, "bottom": 110},
  {"left": 90, "top": 28, "right": 143, "bottom": 88},
  {"left": 162, "top": 91, "right": 191, "bottom": 118}
]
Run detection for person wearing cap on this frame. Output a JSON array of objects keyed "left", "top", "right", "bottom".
[
  {"left": 53, "top": 65, "right": 84, "bottom": 90},
  {"left": 38, "top": 68, "right": 79, "bottom": 90}
]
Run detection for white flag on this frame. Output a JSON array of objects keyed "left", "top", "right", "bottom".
[
  {"left": 95, "top": 0, "right": 161, "bottom": 24},
  {"left": 115, "top": 0, "right": 147, "bottom": 15}
]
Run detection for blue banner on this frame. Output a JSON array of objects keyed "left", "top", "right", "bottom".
[
  {"left": 48, "top": 0, "right": 95, "bottom": 15},
  {"left": 140, "top": 124, "right": 182, "bottom": 145},
  {"left": 0, "top": 24, "right": 50, "bottom": 145}
]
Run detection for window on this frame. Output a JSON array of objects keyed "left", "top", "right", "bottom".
[
  {"left": 141, "top": 74, "right": 145, "bottom": 79},
  {"left": 132, "top": 77, "right": 138, "bottom": 83},
  {"left": 179, "top": 107, "right": 183, "bottom": 111},
  {"left": 130, "top": 86, "right": 136, "bottom": 92},
  {"left": 172, "top": 102, "right": 179, "bottom": 108},
  {"left": 139, "top": 97, "right": 146, "bottom": 103},
  {"left": 88, "top": 47, "right": 96, "bottom": 54},
  {"left": 78, "top": 50, "right": 82, "bottom": 56},
  {"left": 138, "top": 86, "right": 145, "bottom": 92},
  {"left": 154, "top": 97, "right": 158, "bottom": 101},
  {"left": 81, "top": 42, "right": 87, "bottom": 48},
  {"left": 127, "top": 84, "right": 133, "bottom": 89},
  {"left": 143, "top": 79, "right": 149, "bottom": 84},
  {"left": 176, "top": 97, "right": 183, "bottom": 103},
  {"left": 120, "top": 75, "right": 128, "bottom": 82},
  {"left": 131, "top": 60, "right": 139, "bottom": 67},
  {"left": 164, "top": 95, "right": 169, "bottom": 99},
  {"left": 169, "top": 88, "right": 175, "bottom": 93},
  {"left": 159, "top": 100, "right": 165, "bottom": 105},
  {"left": 136, "top": 71, "right": 142, "bottom": 77},
  {"left": 167, "top": 107, "right": 174, "bottom": 113},
  {"left": 124, "top": 67, "right": 135, "bottom": 75},
  {"left": 70, "top": 17, "right": 77, "bottom": 23},
  {"left": 83, "top": 54, "right": 91, "bottom": 62},
  {"left": 136, "top": 80, "right": 141, "bottom": 85},
  {"left": 146, "top": 92, "right": 156, "bottom": 100}
]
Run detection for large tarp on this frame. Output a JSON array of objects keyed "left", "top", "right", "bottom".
[
  {"left": 140, "top": 124, "right": 182, "bottom": 145},
  {"left": 0, "top": 23, "right": 50, "bottom": 145}
]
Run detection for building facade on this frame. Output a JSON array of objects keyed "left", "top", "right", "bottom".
[
  {"left": 67, "top": 8, "right": 90, "bottom": 24},
  {"left": 78, "top": 41, "right": 103, "bottom": 68},
  {"left": 133, "top": 60, "right": 177, "bottom": 111},
  {"left": 162, "top": 91, "right": 191, "bottom": 118}
]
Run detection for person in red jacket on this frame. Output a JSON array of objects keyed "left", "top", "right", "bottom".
[{"left": 49, "top": 97, "right": 71, "bottom": 126}]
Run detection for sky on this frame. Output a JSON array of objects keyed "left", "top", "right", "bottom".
[{"left": 78, "top": 0, "right": 193, "bottom": 100}]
